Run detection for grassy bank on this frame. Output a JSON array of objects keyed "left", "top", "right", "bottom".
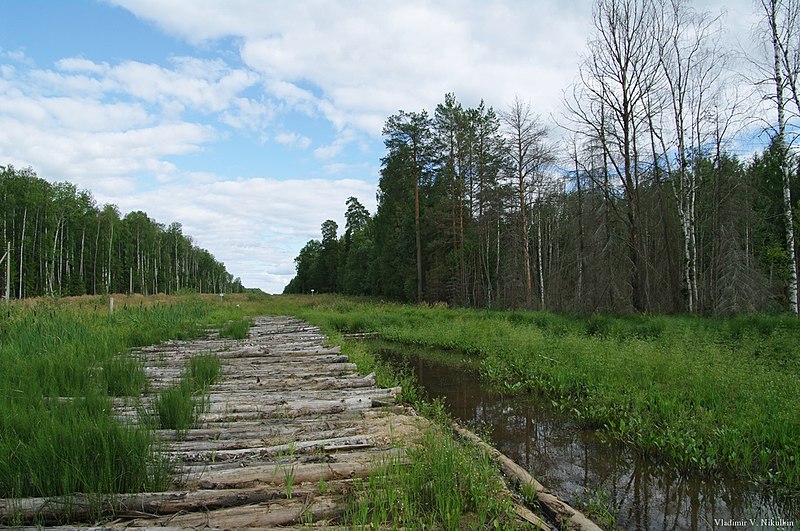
[
  {"left": 334, "top": 339, "right": 526, "bottom": 529},
  {"left": 261, "top": 294, "right": 800, "bottom": 492}
]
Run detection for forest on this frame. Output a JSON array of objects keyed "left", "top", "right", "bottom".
[
  {"left": 0, "top": 165, "right": 243, "bottom": 298},
  {"left": 286, "top": 0, "right": 800, "bottom": 315}
]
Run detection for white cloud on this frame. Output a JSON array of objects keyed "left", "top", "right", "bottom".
[{"left": 274, "top": 131, "right": 311, "bottom": 149}]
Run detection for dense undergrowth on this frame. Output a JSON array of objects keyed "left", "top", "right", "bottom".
[{"left": 262, "top": 294, "right": 800, "bottom": 493}]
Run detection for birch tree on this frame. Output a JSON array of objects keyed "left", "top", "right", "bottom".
[
  {"left": 759, "top": 0, "right": 799, "bottom": 314},
  {"left": 657, "top": 0, "right": 725, "bottom": 311}
]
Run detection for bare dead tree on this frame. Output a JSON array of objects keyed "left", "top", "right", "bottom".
[
  {"left": 565, "top": 0, "right": 663, "bottom": 311},
  {"left": 501, "top": 96, "right": 553, "bottom": 308}
]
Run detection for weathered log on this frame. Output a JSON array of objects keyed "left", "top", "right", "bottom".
[
  {"left": 156, "top": 419, "right": 365, "bottom": 442},
  {"left": 119, "top": 494, "right": 344, "bottom": 529},
  {"left": 162, "top": 435, "right": 375, "bottom": 463},
  {"left": 199, "top": 385, "right": 400, "bottom": 407},
  {"left": 210, "top": 372, "right": 377, "bottom": 392},
  {"left": 452, "top": 423, "right": 601, "bottom": 531},
  {"left": 0, "top": 485, "right": 320, "bottom": 525},
  {"left": 185, "top": 448, "right": 406, "bottom": 489},
  {"left": 197, "top": 396, "right": 380, "bottom": 423}
]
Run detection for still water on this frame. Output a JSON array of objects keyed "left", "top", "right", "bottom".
[{"left": 372, "top": 342, "right": 798, "bottom": 530}]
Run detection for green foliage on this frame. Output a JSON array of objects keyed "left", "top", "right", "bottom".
[
  {"left": 343, "top": 422, "right": 515, "bottom": 530},
  {"left": 152, "top": 382, "right": 196, "bottom": 432},
  {"left": 0, "top": 165, "right": 243, "bottom": 299},
  {"left": 100, "top": 355, "right": 148, "bottom": 396},
  {"left": 281, "top": 94, "right": 800, "bottom": 314},
  {"left": 188, "top": 353, "right": 221, "bottom": 391},
  {"left": 152, "top": 352, "right": 221, "bottom": 431}
]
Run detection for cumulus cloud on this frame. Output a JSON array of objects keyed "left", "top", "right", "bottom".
[
  {"left": 0, "top": 52, "right": 268, "bottom": 190},
  {"left": 111, "top": 1, "right": 594, "bottom": 133}
]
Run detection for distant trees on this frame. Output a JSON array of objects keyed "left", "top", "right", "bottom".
[{"left": 0, "top": 165, "right": 243, "bottom": 298}]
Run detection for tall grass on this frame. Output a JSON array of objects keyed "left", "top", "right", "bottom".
[
  {"left": 0, "top": 296, "right": 227, "bottom": 498},
  {"left": 188, "top": 353, "right": 221, "bottom": 391},
  {"left": 218, "top": 318, "right": 251, "bottom": 339},
  {"left": 151, "top": 353, "right": 222, "bottom": 432}
]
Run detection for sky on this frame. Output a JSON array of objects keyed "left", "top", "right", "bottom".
[{"left": 0, "top": 0, "right": 762, "bottom": 293}]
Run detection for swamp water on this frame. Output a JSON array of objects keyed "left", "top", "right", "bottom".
[{"left": 371, "top": 341, "right": 798, "bottom": 530}]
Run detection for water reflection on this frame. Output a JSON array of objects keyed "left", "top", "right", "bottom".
[{"left": 374, "top": 343, "right": 798, "bottom": 530}]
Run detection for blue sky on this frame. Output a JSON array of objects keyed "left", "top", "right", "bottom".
[{"left": 0, "top": 0, "right": 761, "bottom": 293}]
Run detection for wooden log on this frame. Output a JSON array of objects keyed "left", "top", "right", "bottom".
[
  {"left": 201, "top": 385, "right": 399, "bottom": 406},
  {"left": 156, "top": 419, "right": 365, "bottom": 442},
  {"left": 451, "top": 423, "right": 601, "bottom": 531},
  {"left": 162, "top": 435, "right": 375, "bottom": 463},
  {"left": 120, "top": 494, "right": 344, "bottom": 529},
  {"left": 185, "top": 448, "right": 406, "bottom": 489},
  {"left": 0, "top": 485, "right": 333, "bottom": 525},
  {"left": 197, "top": 396, "right": 380, "bottom": 423},
  {"left": 210, "top": 373, "right": 376, "bottom": 392}
]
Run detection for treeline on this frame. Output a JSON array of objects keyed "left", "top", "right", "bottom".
[
  {"left": 284, "top": 98, "right": 794, "bottom": 314},
  {"left": 1, "top": 165, "right": 243, "bottom": 298},
  {"left": 286, "top": 0, "right": 800, "bottom": 314}
]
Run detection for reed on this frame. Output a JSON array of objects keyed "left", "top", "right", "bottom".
[{"left": 187, "top": 353, "right": 221, "bottom": 391}]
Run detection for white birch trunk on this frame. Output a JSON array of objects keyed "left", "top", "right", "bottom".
[{"left": 768, "top": 0, "right": 799, "bottom": 314}]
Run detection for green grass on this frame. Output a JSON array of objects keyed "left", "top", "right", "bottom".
[
  {"left": 4, "top": 290, "right": 797, "bottom": 517},
  {"left": 187, "top": 353, "right": 221, "bottom": 391},
  {"left": 152, "top": 382, "right": 196, "bottom": 432},
  {"left": 218, "top": 318, "right": 251, "bottom": 339},
  {"left": 151, "top": 354, "right": 222, "bottom": 432},
  {"left": 0, "top": 294, "right": 238, "bottom": 499},
  {"left": 100, "top": 355, "right": 148, "bottom": 396},
  {"left": 344, "top": 425, "right": 517, "bottom": 530},
  {"left": 256, "top": 294, "right": 800, "bottom": 492},
  {"left": 0, "top": 391, "right": 169, "bottom": 500}
]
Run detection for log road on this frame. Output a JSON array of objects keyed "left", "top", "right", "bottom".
[
  {"left": 2, "top": 316, "right": 599, "bottom": 530},
  {"left": 118, "top": 315, "right": 428, "bottom": 528}
]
